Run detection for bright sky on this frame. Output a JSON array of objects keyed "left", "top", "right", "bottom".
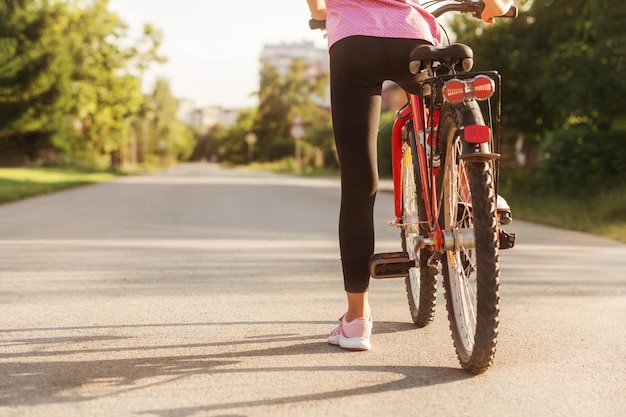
[{"left": 108, "top": 0, "right": 328, "bottom": 109}]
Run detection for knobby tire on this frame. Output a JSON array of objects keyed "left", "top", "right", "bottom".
[{"left": 438, "top": 101, "right": 500, "bottom": 374}]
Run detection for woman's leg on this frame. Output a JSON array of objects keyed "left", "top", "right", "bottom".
[
  {"left": 329, "top": 37, "right": 387, "bottom": 316},
  {"left": 346, "top": 291, "right": 371, "bottom": 322},
  {"left": 329, "top": 37, "right": 431, "bottom": 323}
]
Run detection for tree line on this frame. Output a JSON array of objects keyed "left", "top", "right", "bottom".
[
  {"left": 0, "top": 0, "right": 194, "bottom": 169},
  {"left": 2, "top": 0, "right": 624, "bottom": 194},
  {"left": 450, "top": 0, "right": 626, "bottom": 195},
  {"left": 194, "top": 59, "right": 334, "bottom": 170}
]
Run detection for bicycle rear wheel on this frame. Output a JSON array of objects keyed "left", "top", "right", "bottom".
[
  {"left": 438, "top": 101, "right": 500, "bottom": 374},
  {"left": 401, "top": 125, "right": 437, "bottom": 328}
]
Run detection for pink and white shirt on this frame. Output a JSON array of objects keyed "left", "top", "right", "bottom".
[{"left": 325, "top": 0, "right": 443, "bottom": 49}]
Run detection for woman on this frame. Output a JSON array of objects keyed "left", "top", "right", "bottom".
[{"left": 306, "top": 0, "right": 513, "bottom": 351}]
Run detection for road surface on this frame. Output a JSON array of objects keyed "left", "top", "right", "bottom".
[{"left": 1, "top": 163, "right": 624, "bottom": 416}]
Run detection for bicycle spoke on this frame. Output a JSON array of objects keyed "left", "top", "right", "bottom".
[{"left": 401, "top": 140, "right": 437, "bottom": 328}]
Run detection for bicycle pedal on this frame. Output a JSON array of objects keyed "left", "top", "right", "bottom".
[
  {"left": 498, "top": 230, "right": 516, "bottom": 250},
  {"left": 498, "top": 209, "right": 513, "bottom": 226},
  {"left": 369, "top": 252, "right": 414, "bottom": 279}
]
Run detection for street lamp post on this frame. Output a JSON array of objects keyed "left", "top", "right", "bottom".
[
  {"left": 290, "top": 116, "right": 305, "bottom": 173},
  {"left": 245, "top": 132, "right": 257, "bottom": 163}
]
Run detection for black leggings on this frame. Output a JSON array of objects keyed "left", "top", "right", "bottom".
[{"left": 330, "top": 36, "right": 430, "bottom": 293}]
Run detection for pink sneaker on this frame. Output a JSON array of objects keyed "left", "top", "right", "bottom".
[{"left": 328, "top": 314, "right": 372, "bottom": 350}]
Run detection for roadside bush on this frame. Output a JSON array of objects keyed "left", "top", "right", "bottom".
[
  {"left": 266, "top": 138, "right": 295, "bottom": 162},
  {"left": 539, "top": 126, "right": 626, "bottom": 196}
]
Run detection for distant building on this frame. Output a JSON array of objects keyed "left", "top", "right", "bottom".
[
  {"left": 178, "top": 99, "right": 239, "bottom": 131},
  {"left": 260, "top": 41, "right": 330, "bottom": 107},
  {"left": 261, "top": 41, "right": 328, "bottom": 76},
  {"left": 190, "top": 105, "right": 237, "bottom": 131},
  {"left": 177, "top": 98, "right": 196, "bottom": 126}
]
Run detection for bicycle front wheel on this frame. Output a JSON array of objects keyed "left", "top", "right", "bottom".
[
  {"left": 401, "top": 128, "right": 437, "bottom": 328},
  {"left": 438, "top": 101, "right": 500, "bottom": 374}
]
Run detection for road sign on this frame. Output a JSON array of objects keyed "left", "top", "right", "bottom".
[{"left": 291, "top": 116, "right": 304, "bottom": 139}]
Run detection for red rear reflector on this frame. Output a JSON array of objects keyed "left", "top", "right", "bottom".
[
  {"left": 443, "top": 75, "right": 496, "bottom": 103},
  {"left": 464, "top": 125, "right": 491, "bottom": 144},
  {"left": 472, "top": 75, "right": 496, "bottom": 100},
  {"left": 443, "top": 79, "right": 466, "bottom": 103}
]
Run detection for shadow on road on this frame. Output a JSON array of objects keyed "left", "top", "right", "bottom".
[{"left": 0, "top": 321, "right": 470, "bottom": 412}]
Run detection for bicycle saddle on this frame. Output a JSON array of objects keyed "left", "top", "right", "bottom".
[{"left": 409, "top": 43, "right": 474, "bottom": 74}]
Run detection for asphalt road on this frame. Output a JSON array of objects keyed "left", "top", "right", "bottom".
[{"left": 1, "top": 162, "right": 624, "bottom": 417}]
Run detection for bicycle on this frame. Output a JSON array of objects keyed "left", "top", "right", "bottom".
[{"left": 311, "top": 0, "right": 517, "bottom": 374}]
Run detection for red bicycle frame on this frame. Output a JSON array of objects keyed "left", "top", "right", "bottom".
[
  {"left": 391, "top": 93, "right": 441, "bottom": 235},
  {"left": 391, "top": 79, "right": 495, "bottom": 252}
]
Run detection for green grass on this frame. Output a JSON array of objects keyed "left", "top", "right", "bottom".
[
  {"left": 0, "top": 167, "right": 119, "bottom": 205},
  {"left": 245, "top": 158, "right": 340, "bottom": 177},
  {"left": 499, "top": 168, "right": 626, "bottom": 243},
  {"left": 505, "top": 186, "right": 626, "bottom": 244}
]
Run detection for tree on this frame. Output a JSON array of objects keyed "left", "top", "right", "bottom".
[
  {"left": 0, "top": 0, "right": 168, "bottom": 168},
  {"left": 143, "top": 78, "right": 195, "bottom": 165},
  {"left": 0, "top": 0, "right": 72, "bottom": 162},
  {"left": 451, "top": 0, "right": 626, "bottom": 129},
  {"left": 63, "top": 0, "right": 164, "bottom": 167},
  {"left": 189, "top": 124, "right": 220, "bottom": 162},
  {"left": 216, "top": 108, "right": 256, "bottom": 165},
  {"left": 253, "top": 59, "right": 331, "bottom": 162},
  {"left": 1, "top": 0, "right": 28, "bottom": 18},
  {"left": 449, "top": 0, "right": 626, "bottom": 189}
]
